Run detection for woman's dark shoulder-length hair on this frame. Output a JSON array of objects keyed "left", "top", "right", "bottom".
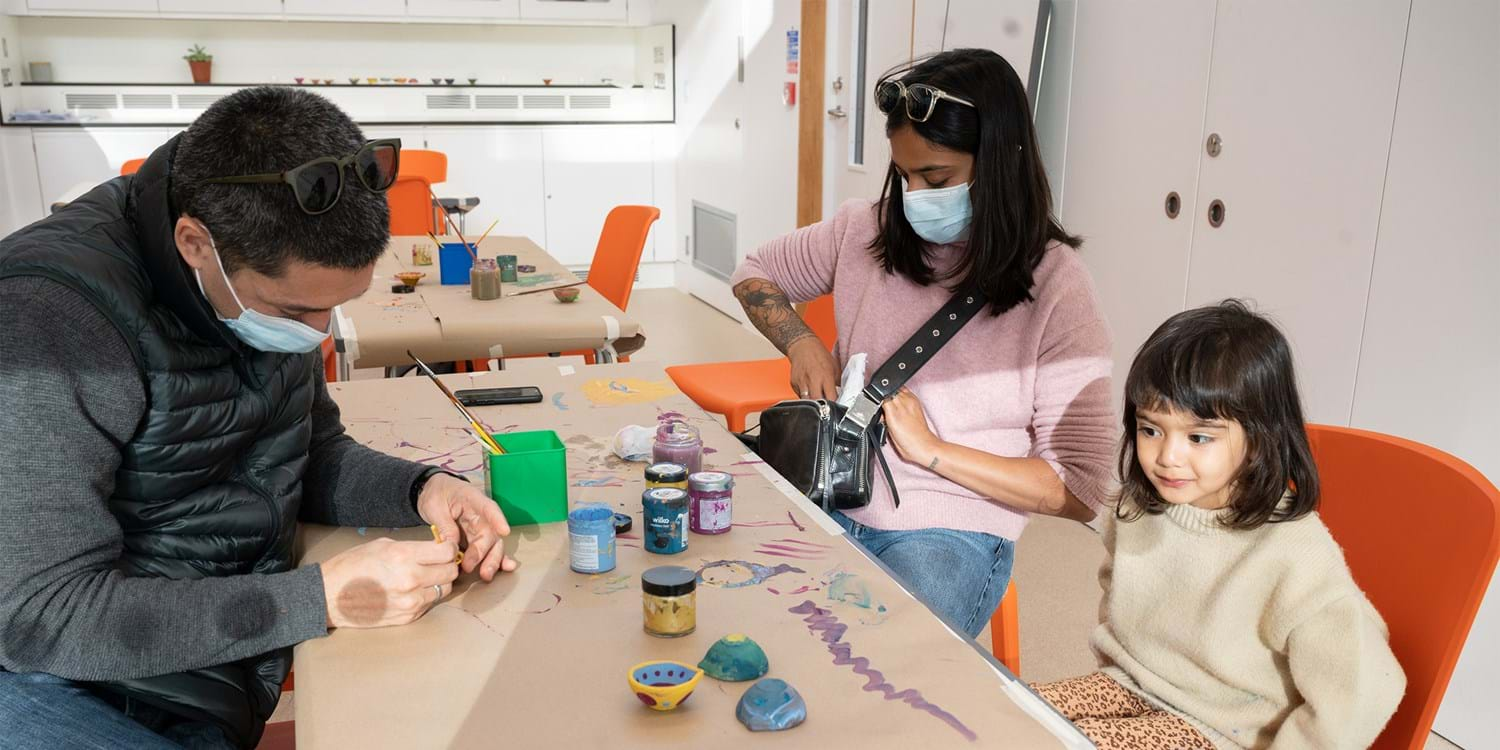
[
  {"left": 870, "top": 48, "right": 1079, "bottom": 317},
  {"left": 1117, "top": 299, "right": 1320, "bottom": 530}
]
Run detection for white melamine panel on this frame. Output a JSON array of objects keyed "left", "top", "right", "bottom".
[
  {"left": 0, "top": 129, "right": 46, "bottom": 236},
  {"left": 520, "top": 0, "right": 626, "bottom": 23},
  {"left": 541, "top": 126, "right": 653, "bottom": 267},
  {"left": 423, "top": 126, "right": 548, "bottom": 249},
  {"left": 158, "top": 0, "right": 279, "bottom": 14},
  {"left": 406, "top": 0, "right": 520, "bottom": 21},
  {"left": 1349, "top": 0, "right": 1500, "bottom": 743},
  {"left": 32, "top": 127, "right": 175, "bottom": 207},
  {"left": 1059, "top": 0, "right": 1216, "bottom": 409},
  {"left": 1184, "top": 0, "right": 1410, "bottom": 425},
  {"left": 283, "top": 0, "right": 404, "bottom": 17},
  {"left": 27, "top": 0, "right": 155, "bottom": 11}
]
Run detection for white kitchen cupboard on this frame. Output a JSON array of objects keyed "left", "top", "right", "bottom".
[
  {"left": 158, "top": 0, "right": 281, "bottom": 14},
  {"left": 0, "top": 128, "right": 45, "bottom": 236},
  {"left": 520, "top": 0, "right": 626, "bottom": 23},
  {"left": 31, "top": 127, "right": 176, "bottom": 208},
  {"left": 283, "top": 0, "right": 405, "bottom": 18},
  {"left": 1181, "top": 0, "right": 1409, "bottom": 425},
  {"left": 26, "top": 0, "right": 154, "bottom": 12},
  {"left": 406, "top": 0, "right": 520, "bottom": 21},
  {"left": 422, "top": 126, "right": 548, "bottom": 248},
  {"left": 1057, "top": 0, "right": 1217, "bottom": 404},
  {"left": 540, "top": 125, "right": 653, "bottom": 267}
]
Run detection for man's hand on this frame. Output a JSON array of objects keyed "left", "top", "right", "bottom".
[
  {"left": 416, "top": 473, "right": 518, "bottom": 581},
  {"left": 321, "top": 537, "right": 460, "bottom": 628}
]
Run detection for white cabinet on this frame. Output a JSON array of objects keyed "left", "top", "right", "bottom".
[
  {"left": 407, "top": 0, "right": 520, "bottom": 21},
  {"left": 0, "top": 129, "right": 45, "bottom": 237},
  {"left": 159, "top": 0, "right": 281, "bottom": 14},
  {"left": 520, "top": 0, "right": 626, "bottom": 23},
  {"left": 423, "top": 126, "right": 548, "bottom": 248},
  {"left": 284, "top": 0, "right": 404, "bottom": 17},
  {"left": 26, "top": 0, "right": 155, "bottom": 10},
  {"left": 31, "top": 128, "right": 176, "bottom": 210},
  {"left": 541, "top": 126, "right": 653, "bottom": 266}
]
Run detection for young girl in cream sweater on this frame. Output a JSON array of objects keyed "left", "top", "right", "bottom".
[{"left": 1035, "top": 300, "right": 1405, "bottom": 749}]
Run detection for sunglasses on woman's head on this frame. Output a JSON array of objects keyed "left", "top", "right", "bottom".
[
  {"left": 875, "top": 80, "right": 975, "bottom": 123},
  {"left": 203, "top": 138, "right": 401, "bottom": 215}
]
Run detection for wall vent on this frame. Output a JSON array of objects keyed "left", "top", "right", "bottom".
[
  {"left": 122, "top": 94, "right": 172, "bottom": 109},
  {"left": 65, "top": 93, "right": 117, "bottom": 110},
  {"left": 426, "top": 94, "right": 472, "bottom": 110},
  {"left": 475, "top": 95, "right": 519, "bottom": 110},
  {"left": 568, "top": 94, "right": 611, "bottom": 110},
  {"left": 177, "top": 94, "right": 221, "bottom": 109},
  {"left": 523, "top": 94, "right": 565, "bottom": 110}
]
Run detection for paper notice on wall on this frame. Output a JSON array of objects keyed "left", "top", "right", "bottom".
[{"left": 786, "top": 28, "right": 800, "bottom": 74}]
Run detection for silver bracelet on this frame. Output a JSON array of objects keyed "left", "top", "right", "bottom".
[{"left": 927, "top": 455, "right": 940, "bottom": 471}]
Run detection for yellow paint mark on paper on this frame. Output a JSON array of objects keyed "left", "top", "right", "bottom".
[{"left": 580, "top": 378, "right": 678, "bottom": 406}]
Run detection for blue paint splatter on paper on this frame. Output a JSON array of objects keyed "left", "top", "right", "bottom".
[{"left": 552, "top": 392, "right": 569, "bottom": 411}]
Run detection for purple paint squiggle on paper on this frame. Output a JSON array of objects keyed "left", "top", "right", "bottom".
[
  {"left": 787, "top": 600, "right": 977, "bottom": 741},
  {"left": 732, "top": 511, "right": 807, "bottom": 532}
]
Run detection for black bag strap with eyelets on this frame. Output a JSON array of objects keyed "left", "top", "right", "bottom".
[{"left": 835, "top": 290, "right": 988, "bottom": 440}]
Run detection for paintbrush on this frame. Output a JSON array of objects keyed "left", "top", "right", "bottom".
[
  {"left": 504, "top": 280, "right": 588, "bottom": 298},
  {"left": 429, "top": 189, "right": 477, "bottom": 261},
  {"left": 407, "top": 349, "right": 504, "bottom": 455},
  {"left": 473, "top": 218, "right": 499, "bottom": 247}
]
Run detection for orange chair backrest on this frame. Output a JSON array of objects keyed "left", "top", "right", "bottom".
[
  {"left": 120, "top": 158, "right": 146, "bottom": 176},
  {"left": 399, "top": 149, "right": 448, "bottom": 184},
  {"left": 586, "top": 205, "right": 659, "bottom": 311},
  {"left": 803, "top": 294, "right": 837, "bottom": 350},
  {"left": 387, "top": 176, "right": 436, "bottom": 236},
  {"left": 1308, "top": 424, "right": 1500, "bottom": 749}
]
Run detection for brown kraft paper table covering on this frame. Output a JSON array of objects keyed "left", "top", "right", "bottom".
[
  {"left": 335, "top": 235, "right": 643, "bottom": 369},
  {"left": 293, "top": 361, "right": 1087, "bottom": 749}
]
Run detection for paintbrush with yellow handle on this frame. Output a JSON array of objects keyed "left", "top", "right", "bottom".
[{"left": 407, "top": 350, "right": 504, "bottom": 456}]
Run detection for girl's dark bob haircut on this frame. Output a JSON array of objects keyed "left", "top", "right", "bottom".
[
  {"left": 1118, "top": 299, "right": 1320, "bottom": 529},
  {"left": 870, "top": 48, "right": 1079, "bottom": 317}
]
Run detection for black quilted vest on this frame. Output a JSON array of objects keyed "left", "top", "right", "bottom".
[{"left": 0, "top": 136, "right": 314, "bottom": 748}]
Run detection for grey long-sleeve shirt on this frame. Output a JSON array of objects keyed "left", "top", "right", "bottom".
[{"left": 0, "top": 276, "right": 428, "bottom": 681}]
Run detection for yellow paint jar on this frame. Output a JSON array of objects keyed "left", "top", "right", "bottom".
[
  {"left": 642, "top": 565, "right": 697, "bottom": 638},
  {"left": 644, "top": 462, "right": 689, "bottom": 491}
]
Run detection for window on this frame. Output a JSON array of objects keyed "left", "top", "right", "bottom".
[{"left": 849, "top": 0, "right": 869, "bottom": 167}]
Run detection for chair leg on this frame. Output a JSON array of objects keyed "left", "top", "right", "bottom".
[
  {"left": 991, "top": 581, "right": 1021, "bottom": 676},
  {"left": 726, "top": 407, "right": 749, "bottom": 434}
]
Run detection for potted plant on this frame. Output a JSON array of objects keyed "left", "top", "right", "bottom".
[{"left": 184, "top": 44, "right": 212, "bottom": 84}]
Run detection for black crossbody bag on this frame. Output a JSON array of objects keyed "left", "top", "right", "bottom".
[{"left": 740, "top": 290, "right": 987, "bottom": 512}]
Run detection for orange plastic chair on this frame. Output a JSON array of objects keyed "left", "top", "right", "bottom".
[
  {"left": 398, "top": 149, "right": 447, "bottom": 184},
  {"left": 1306, "top": 424, "right": 1499, "bottom": 749},
  {"left": 988, "top": 581, "right": 1021, "bottom": 676},
  {"left": 321, "top": 336, "right": 338, "bottom": 382},
  {"left": 120, "top": 158, "right": 146, "bottom": 176},
  {"left": 586, "top": 205, "right": 660, "bottom": 312},
  {"left": 665, "top": 294, "right": 836, "bottom": 432},
  {"left": 387, "top": 175, "right": 437, "bottom": 236}
]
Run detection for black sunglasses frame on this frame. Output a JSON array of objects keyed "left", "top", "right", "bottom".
[{"left": 203, "top": 138, "right": 402, "bottom": 216}]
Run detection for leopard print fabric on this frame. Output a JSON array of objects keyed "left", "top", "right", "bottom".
[{"left": 1033, "top": 672, "right": 1216, "bottom": 750}]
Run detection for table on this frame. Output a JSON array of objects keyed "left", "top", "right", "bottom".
[
  {"left": 293, "top": 362, "right": 1091, "bottom": 749},
  {"left": 330, "top": 235, "right": 644, "bottom": 377}
]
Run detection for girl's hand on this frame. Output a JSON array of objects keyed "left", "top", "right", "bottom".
[
  {"left": 788, "top": 337, "right": 840, "bottom": 400},
  {"left": 882, "top": 387, "right": 942, "bottom": 469}
]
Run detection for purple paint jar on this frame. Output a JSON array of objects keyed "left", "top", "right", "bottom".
[
  {"left": 688, "top": 471, "right": 734, "bottom": 535},
  {"left": 652, "top": 421, "right": 703, "bottom": 475}
]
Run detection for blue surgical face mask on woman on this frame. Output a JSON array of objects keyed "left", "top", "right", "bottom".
[
  {"left": 901, "top": 177, "right": 973, "bottom": 244},
  {"left": 192, "top": 224, "right": 331, "bottom": 353}
]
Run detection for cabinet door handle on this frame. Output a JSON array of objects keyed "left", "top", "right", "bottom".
[{"left": 1208, "top": 199, "right": 1226, "bottom": 227}]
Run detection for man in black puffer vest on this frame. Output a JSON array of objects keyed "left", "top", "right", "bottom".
[{"left": 0, "top": 88, "right": 518, "bottom": 749}]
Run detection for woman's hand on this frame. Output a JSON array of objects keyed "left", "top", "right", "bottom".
[
  {"left": 882, "top": 387, "right": 943, "bottom": 468},
  {"left": 788, "top": 337, "right": 840, "bottom": 400}
]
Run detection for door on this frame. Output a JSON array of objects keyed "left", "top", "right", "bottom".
[
  {"left": 541, "top": 126, "right": 653, "bottom": 267},
  {"left": 1057, "top": 0, "right": 1217, "bottom": 407},
  {"left": 423, "top": 126, "right": 547, "bottom": 248},
  {"left": 1184, "top": 0, "right": 1410, "bottom": 425}
]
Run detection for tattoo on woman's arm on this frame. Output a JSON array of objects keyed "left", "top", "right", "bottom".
[{"left": 734, "top": 278, "right": 817, "bottom": 354}]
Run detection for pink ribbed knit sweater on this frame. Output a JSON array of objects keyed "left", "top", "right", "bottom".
[{"left": 731, "top": 199, "right": 1117, "bottom": 541}]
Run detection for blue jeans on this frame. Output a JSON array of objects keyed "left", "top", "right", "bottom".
[
  {"left": 0, "top": 671, "right": 233, "bottom": 749},
  {"left": 831, "top": 510, "right": 1015, "bottom": 638}
]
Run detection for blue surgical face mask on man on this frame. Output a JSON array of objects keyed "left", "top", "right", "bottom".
[
  {"left": 901, "top": 178, "right": 973, "bottom": 245},
  {"left": 192, "top": 224, "right": 330, "bottom": 353}
]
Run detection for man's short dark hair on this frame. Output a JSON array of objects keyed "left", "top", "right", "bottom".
[{"left": 170, "top": 87, "right": 390, "bottom": 276}]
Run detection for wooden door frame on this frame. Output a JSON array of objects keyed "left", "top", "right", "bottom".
[{"left": 796, "top": 0, "right": 828, "bottom": 228}]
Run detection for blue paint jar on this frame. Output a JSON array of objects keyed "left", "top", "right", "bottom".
[
  {"left": 568, "top": 503, "right": 617, "bottom": 573},
  {"left": 642, "top": 488, "right": 689, "bottom": 555}
]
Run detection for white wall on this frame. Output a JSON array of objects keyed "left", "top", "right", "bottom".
[{"left": 15, "top": 16, "right": 643, "bottom": 85}]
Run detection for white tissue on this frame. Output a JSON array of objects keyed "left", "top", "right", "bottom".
[
  {"left": 836, "top": 353, "right": 869, "bottom": 407},
  {"left": 612, "top": 424, "right": 656, "bottom": 462}
]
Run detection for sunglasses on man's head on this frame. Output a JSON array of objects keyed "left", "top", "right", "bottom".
[
  {"left": 875, "top": 80, "right": 975, "bottom": 123},
  {"left": 204, "top": 138, "right": 401, "bottom": 215}
]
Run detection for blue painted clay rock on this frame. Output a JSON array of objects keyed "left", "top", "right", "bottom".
[
  {"left": 735, "top": 678, "right": 806, "bottom": 732},
  {"left": 699, "top": 633, "right": 770, "bottom": 682}
]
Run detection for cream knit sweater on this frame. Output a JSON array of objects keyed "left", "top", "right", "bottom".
[{"left": 1091, "top": 504, "right": 1406, "bottom": 749}]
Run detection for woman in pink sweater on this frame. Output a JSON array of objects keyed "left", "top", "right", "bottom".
[{"left": 730, "top": 49, "right": 1116, "bottom": 637}]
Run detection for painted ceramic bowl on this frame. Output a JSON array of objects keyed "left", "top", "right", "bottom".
[
  {"left": 349, "top": 77, "right": 360, "bottom": 84},
  {"left": 395, "top": 271, "right": 425, "bottom": 287},
  {"left": 367, "top": 77, "right": 379, "bottom": 84},
  {"left": 627, "top": 660, "right": 703, "bottom": 711},
  {"left": 431, "top": 77, "right": 443, "bottom": 85},
  {"left": 553, "top": 287, "right": 581, "bottom": 303}
]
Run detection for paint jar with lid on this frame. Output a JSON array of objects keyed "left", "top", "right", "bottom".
[
  {"left": 645, "top": 462, "right": 689, "bottom": 491},
  {"left": 642, "top": 488, "right": 689, "bottom": 554},
  {"left": 567, "top": 503, "right": 616, "bottom": 574},
  {"left": 642, "top": 565, "right": 697, "bottom": 637},
  {"left": 688, "top": 471, "right": 734, "bottom": 535},
  {"left": 653, "top": 421, "right": 703, "bottom": 474},
  {"left": 470, "top": 258, "right": 501, "bottom": 300}
]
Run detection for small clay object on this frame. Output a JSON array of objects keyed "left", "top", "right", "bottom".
[
  {"left": 391, "top": 284, "right": 415, "bottom": 294},
  {"left": 553, "top": 287, "right": 581, "bottom": 303},
  {"left": 295, "top": 77, "right": 304, "bottom": 84},
  {"left": 444, "top": 78, "right": 455, "bottom": 85},
  {"left": 699, "top": 634, "right": 769, "bottom": 681},
  {"left": 736, "top": 678, "right": 806, "bottom": 732},
  {"left": 517, "top": 264, "right": 536, "bottom": 273},
  {"left": 543, "top": 78, "right": 553, "bottom": 85},
  {"left": 468, "top": 77, "right": 478, "bottom": 85},
  {"left": 627, "top": 660, "right": 703, "bottom": 712},
  {"left": 368, "top": 77, "right": 379, "bottom": 84},
  {"left": 431, "top": 77, "right": 442, "bottom": 84},
  {"left": 349, "top": 77, "right": 360, "bottom": 85},
  {"left": 395, "top": 271, "right": 425, "bottom": 287}
]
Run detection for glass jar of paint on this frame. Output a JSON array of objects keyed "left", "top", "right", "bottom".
[
  {"left": 411, "top": 243, "right": 434, "bottom": 266},
  {"left": 641, "top": 565, "right": 697, "bottom": 637},
  {"left": 642, "top": 487, "right": 689, "bottom": 554},
  {"left": 688, "top": 471, "right": 734, "bottom": 535},
  {"left": 652, "top": 421, "right": 702, "bottom": 475},
  {"left": 567, "top": 503, "right": 616, "bottom": 574},
  {"left": 645, "top": 462, "right": 689, "bottom": 491},
  {"left": 470, "top": 258, "right": 501, "bottom": 300},
  {"left": 496, "top": 254, "right": 519, "bottom": 282}
]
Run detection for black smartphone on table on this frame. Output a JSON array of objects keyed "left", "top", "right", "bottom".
[{"left": 454, "top": 386, "right": 544, "bottom": 407}]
